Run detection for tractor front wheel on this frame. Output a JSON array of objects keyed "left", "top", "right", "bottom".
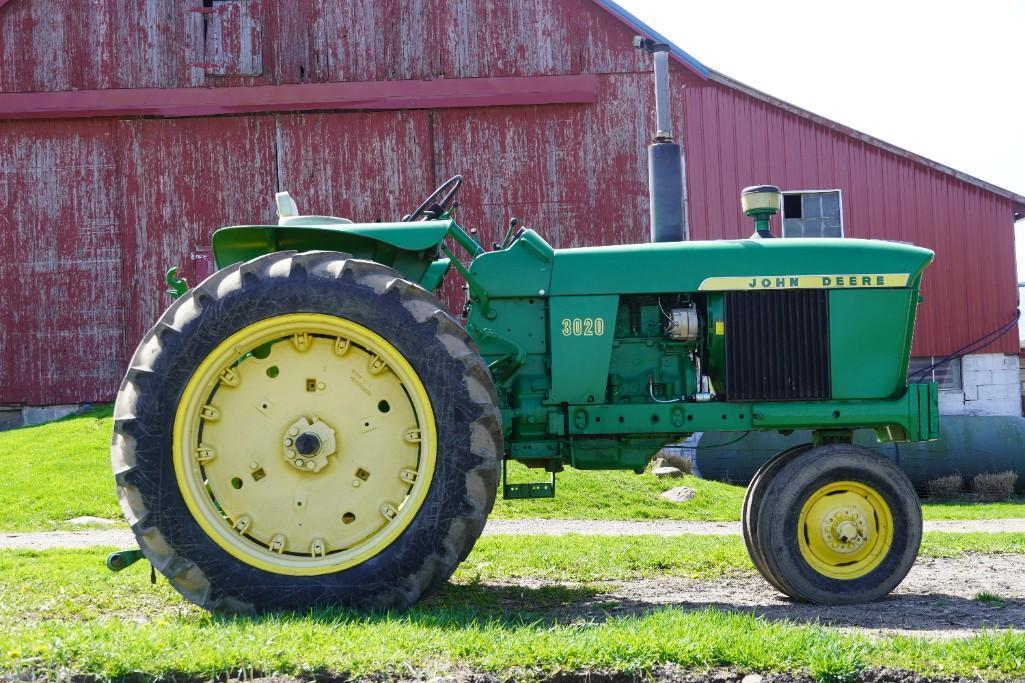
[
  {"left": 749, "top": 443, "right": 921, "bottom": 604},
  {"left": 741, "top": 443, "right": 811, "bottom": 594},
  {"left": 111, "top": 251, "right": 502, "bottom": 612}
]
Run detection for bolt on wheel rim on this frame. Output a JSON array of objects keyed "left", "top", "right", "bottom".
[
  {"left": 797, "top": 480, "right": 893, "bottom": 580},
  {"left": 173, "top": 313, "right": 436, "bottom": 576}
]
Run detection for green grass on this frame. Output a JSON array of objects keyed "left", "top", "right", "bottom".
[
  {"left": 974, "top": 592, "right": 1007, "bottom": 606},
  {"left": 920, "top": 499, "right": 1025, "bottom": 520},
  {"left": 0, "top": 406, "right": 120, "bottom": 530},
  {"left": 498, "top": 461, "right": 1025, "bottom": 522},
  {"left": 2, "top": 405, "right": 1024, "bottom": 531},
  {"left": 2, "top": 543, "right": 1025, "bottom": 681},
  {"left": 464, "top": 532, "right": 1025, "bottom": 583},
  {"left": 3, "top": 533, "right": 1025, "bottom": 619},
  {"left": 495, "top": 461, "right": 745, "bottom": 520}
]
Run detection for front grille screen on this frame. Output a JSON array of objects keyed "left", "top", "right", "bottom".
[{"left": 724, "top": 290, "right": 831, "bottom": 401}]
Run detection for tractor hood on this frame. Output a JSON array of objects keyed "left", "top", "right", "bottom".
[{"left": 548, "top": 237, "right": 934, "bottom": 295}]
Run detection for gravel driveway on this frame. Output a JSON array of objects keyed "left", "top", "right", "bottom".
[{"left": 2, "top": 518, "right": 1024, "bottom": 550}]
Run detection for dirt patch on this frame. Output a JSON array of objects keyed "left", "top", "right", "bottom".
[
  {"left": 0, "top": 529, "right": 134, "bottom": 549},
  {"left": 446, "top": 554, "right": 1025, "bottom": 639}
]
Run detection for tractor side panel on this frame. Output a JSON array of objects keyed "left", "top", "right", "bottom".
[
  {"left": 829, "top": 288, "right": 917, "bottom": 400},
  {"left": 547, "top": 295, "right": 618, "bottom": 404}
]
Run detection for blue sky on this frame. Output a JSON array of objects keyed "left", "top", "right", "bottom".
[{"left": 617, "top": 0, "right": 1025, "bottom": 336}]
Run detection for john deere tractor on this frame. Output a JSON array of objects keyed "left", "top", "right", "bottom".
[{"left": 111, "top": 40, "right": 938, "bottom": 612}]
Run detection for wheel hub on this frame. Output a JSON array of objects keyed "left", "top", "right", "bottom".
[
  {"left": 821, "top": 506, "right": 867, "bottom": 553},
  {"left": 798, "top": 481, "right": 894, "bottom": 580},
  {"left": 283, "top": 416, "right": 336, "bottom": 473}
]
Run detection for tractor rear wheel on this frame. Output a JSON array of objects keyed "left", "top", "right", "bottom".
[
  {"left": 741, "top": 443, "right": 812, "bottom": 593},
  {"left": 111, "top": 251, "right": 502, "bottom": 612},
  {"left": 751, "top": 443, "right": 921, "bottom": 604}
]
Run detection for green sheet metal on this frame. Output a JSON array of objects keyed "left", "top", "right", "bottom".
[
  {"left": 212, "top": 221, "right": 452, "bottom": 268},
  {"left": 829, "top": 288, "right": 917, "bottom": 399},
  {"left": 549, "top": 237, "right": 933, "bottom": 295}
]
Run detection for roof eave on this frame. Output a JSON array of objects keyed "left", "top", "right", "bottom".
[
  {"left": 589, "top": 0, "right": 710, "bottom": 80},
  {"left": 709, "top": 71, "right": 1025, "bottom": 217}
]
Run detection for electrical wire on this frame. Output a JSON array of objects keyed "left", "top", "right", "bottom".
[
  {"left": 648, "top": 375, "right": 684, "bottom": 403},
  {"left": 694, "top": 431, "right": 752, "bottom": 449},
  {"left": 907, "top": 309, "right": 1021, "bottom": 381}
]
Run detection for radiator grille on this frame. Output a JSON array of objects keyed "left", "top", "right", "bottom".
[{"left": 724, "top": 290, "right": 831, "bottom": 401}]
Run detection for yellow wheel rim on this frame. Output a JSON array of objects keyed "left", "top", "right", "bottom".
[
  {"left": 173, "top": 313, "right": 436, "bottom": 576},
  {"left": 797, "top": 480, "right": 893, "bottom": 580}
]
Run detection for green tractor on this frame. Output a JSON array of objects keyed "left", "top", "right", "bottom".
[{"left": 111, "top": 41, "right": 937, "bottom": 612}]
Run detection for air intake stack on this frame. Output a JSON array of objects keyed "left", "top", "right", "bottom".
[{"left": 634, "top": 36, "right": 687, "bottom": 242}]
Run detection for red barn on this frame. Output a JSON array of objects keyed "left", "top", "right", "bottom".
[{"left": 1, "top": 0, "right": 1022, "bottom": 421}]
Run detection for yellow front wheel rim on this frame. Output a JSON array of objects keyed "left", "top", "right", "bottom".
[
  {"left": 798, "top": 480, "right": 893, "bottom": 580},
  {"left": 172, "top": 313, "right": 436, "bottom": 576}
]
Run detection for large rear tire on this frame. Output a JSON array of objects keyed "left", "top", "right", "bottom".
[
  {"left": 111, "top": 251, "right": 502, "bottom": 612},
  {"left": 753, "top": 443, "right": 921, "bottom": 604}
]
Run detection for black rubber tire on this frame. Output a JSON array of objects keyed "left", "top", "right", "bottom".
[
  {"left": 754, "top": 443, "right": 922, "bottom": 604},
  {"left": 741, "top": 443, "right": 812, "bottom": 593},
  {"left": 111, "top": 251, "right": 503, "bottom": 613}
]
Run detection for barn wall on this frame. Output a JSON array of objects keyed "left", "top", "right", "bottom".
[
  {"left": 0, "top": 120, "right": 124, "bottom": 404},
  {"left": 0, "top": 0, "right": 700, "bottom": 93},
  {"left": 116, "top": 116, "right": 279, "bottom": 357},
  {"left": 0, "top": 0, "right": 1019, "bottom": 405},
  {"left": 680, "top": 82, "right": 1020, "bottom": 356}
]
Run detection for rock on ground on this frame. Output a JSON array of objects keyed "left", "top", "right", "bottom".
[{"left": 660, "top": 487, "right": 696, "bottom": 503}]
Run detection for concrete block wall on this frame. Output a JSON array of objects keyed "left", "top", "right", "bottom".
[{"left": 940, "top": 353, "right": 1022, "bottom": 417}]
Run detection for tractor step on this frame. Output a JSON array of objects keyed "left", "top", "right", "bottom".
[
  {"left": 502, "top": 460, "right": 556, "bottom": 499},
  {"left": 106, "top": 548, "right": 145, "bottom": 572}
]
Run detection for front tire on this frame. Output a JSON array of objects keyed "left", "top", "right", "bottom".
[
  {"left": 111, "top": 251, "right": 502, "bottom": 612},
  {"left": 753, "top": 444, "right": 921, "bottom": 604},
  {"left": 742, "top": 443, "right": 811, "bottom": 593}
]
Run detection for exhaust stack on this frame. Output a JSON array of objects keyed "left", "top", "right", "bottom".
[{"left": 634, "top": 36, "right": 688, "bottom": 242}]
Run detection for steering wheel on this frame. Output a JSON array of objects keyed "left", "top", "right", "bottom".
[{"left": 402, "top": 175, "right": 464, "bottom": 222}]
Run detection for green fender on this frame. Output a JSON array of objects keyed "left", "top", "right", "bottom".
[{"left": 211, "top": 220, "right": 454, "bottom": 291}]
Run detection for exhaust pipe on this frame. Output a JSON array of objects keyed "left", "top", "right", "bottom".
[{"left": 634, "top": 36, "right": 687, "bottom": 242}]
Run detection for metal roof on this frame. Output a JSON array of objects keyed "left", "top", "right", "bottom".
[{"left": 594, "top": 0, "right": 1025, "bottom": 219}]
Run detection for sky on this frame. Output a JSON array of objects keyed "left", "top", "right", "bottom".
[{"left": 617, "top": 0, "right": 1025, "bottom": 336}]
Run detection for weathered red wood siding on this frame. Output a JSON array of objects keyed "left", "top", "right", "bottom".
[
  {"left": 0, "top": 0, "right": 1018, "bottom": 405},
  {"left": 0, "top": 120, "right": 124, "bottom": 404},
  {"left": 680, "top": 82, "right": 1019, "bottom": 356},
  {"left": 116, "top": 116, "right": 279, "bottom": 362}
]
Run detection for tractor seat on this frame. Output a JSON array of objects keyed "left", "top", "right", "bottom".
[{"left": 276, "top": 191, "right": 353, "bottom": 227}]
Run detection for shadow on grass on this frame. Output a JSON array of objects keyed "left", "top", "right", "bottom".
[{"left": 210, "top": 580, "right": 1025, "bottom": 635}]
